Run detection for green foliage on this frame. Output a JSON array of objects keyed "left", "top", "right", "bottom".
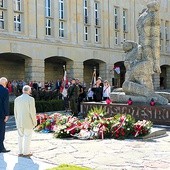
[
  {"left": 9, "top": 100, "right": 64, "bottom": 115},
  {"left": 87, "top": 106, "right": 107, "bottom": 122},
  {"left": 35, "top": 100, "right": 64, "bottom": 112},
  {"left": 32, "top": 89, "right": 62, "bottom": 101},
  {"left": 46, "top": 164, "right": 91, "bottom": 170}
]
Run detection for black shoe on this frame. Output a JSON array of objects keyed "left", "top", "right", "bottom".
[{"left": 0, "top": 149, "right": 10, "bottom": 153}]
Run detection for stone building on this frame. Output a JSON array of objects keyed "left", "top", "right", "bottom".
[{"left": 0, "top": 0, "right": 169, "bottom": 89}]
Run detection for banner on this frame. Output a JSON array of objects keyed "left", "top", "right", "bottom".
[
  {"left": 60, "top": 68, "right": 68, "bottom": 93},
  {"left": 91, "top": 69, "right": 96, "bottom": 86},
  {"left": 114, "top": 66, "right": 120, "bottom": 74}
]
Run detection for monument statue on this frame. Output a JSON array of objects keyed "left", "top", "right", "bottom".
[{"left": 122, "top": 1, "right": 168, "bottom": 105}]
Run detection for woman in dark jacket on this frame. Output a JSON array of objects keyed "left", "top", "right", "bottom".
[{"left": 92, "top": 77, "right": 103, "bottom": 102}]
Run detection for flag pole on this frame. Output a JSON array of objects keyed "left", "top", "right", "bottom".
[
  {"left": 91, "top": 66, "right": 96, "bottom": 87},
  {"left": 63, "top": 65, "right": 66, "bottom": 86},
  {"left": 63, "top": 65, "right": 65, "bottom": 72}
]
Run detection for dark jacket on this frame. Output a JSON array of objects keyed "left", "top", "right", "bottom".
[
  {"left": 92, "top": 84, "right": 103, "bottom": 102},
  {"left": 67, "top": 84, "right": 79, "bottom": 100},
  {"left": 0, "top": 85, "right": 9, "bottom": 119}
]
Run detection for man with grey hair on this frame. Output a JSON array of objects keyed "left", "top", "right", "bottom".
[
  {"left": 0, "top": 77, "right": 10, "bottom": 153},
  {"left": 14, "top": 85, "right": 37, "bottom": 158}
]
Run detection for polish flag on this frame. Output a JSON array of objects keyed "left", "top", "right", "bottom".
[{"left": 60, "top": 69, "right": 68, "bottom": 93}]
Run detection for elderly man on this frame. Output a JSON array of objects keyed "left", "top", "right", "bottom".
[
  {"left": 0, "top": 77, "right": 10, "bottom": 153},
  {"left": 14, "top": 85, "right": 37, "bottom": 158}
]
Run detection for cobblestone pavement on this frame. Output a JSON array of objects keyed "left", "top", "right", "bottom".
[{"left": 2, "top": 116, "right": 170, "bottom": 170}]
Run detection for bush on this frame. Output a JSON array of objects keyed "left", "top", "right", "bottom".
[
  {"left": 31, "top": 89, "right": 62, "bottom": 101},
  {"left": 36, "top": 100, "right": 64, "bottom": 112},
  {"left": 9, "top": 100, "right": 64, "bottom": 115}
]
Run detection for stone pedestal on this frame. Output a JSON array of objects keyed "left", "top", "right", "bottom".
[
  {"left": 110, "top": 91, "right": 168, "bottom": 105},
  {"left": 81, "top": 102, "right": 170, "bottom": 125},
  {"left": 140, "top": 127, "right": 167, "bottom": 140}
]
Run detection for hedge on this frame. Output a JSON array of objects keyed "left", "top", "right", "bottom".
[{"left": 9, "top": 99, "right": 64, "bottom": 115}]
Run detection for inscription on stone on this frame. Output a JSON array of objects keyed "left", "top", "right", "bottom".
[{"left": 81, "top": 103, "right": 170, "bottom": 125}]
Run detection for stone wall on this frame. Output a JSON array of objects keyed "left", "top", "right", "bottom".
[
  {"left": 0, "top": 59, "right": 25, "bottom": 80},
  {"left": 0, "top": 0, "right": 169, "bottom": 86}
]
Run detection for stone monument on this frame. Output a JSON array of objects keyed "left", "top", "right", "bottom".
[{"left": 111, "top": 1, "right": 168, "bottom": 105}]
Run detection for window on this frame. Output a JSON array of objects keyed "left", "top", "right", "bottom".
[
  {"left": 95, "top": 28, "right": 99, "bottom": 42},
  {"left": 123, "top": 9, "right": 127, "bottom": 32},
  {"left": 123, "top": 33, "right": 126, "bottom": 42},
  {"left": 165, "top": 21, "right": 169, "bottom": 40},
  {"left": 84, "top": 26, "right": 88, "bottom": 41},
  {"left": 14, "top": 0, "right": 21, "bottom": 11},
  {"left": 45, "top": 0, "right": 53, "bottom": 36},
  {"left": 115, "top": 31, "right": 118, "bottom": 45},
  {"left": 160, "top": 39, "right": 163, "bottom": 51},
  {"left": 94, "top": 2, "right": 99, "bottom": 26},
  {"left": 0, "top": 10, "right": 4, "bottom": 29},
  {"left": 59, "top": 21, "right": 64, "bottom": 37},
  {"left": 165, "top": 41, "right": 169, "bottom": 52},
  {"left": 165, "top": 22, "right": 169, "bottom": 52},
  {"left": 45, "top": 0, "right": 51, "bottom": 17},
  {"left": 114, "top": 7, "right": 119, "bottom": 30},
  {"left": 59, "top": 0, "right": 64, "bottom": 19},
  {"left": 165, "top": 26, "right": 168, "bottom": 39},
  {"left": 46, "top": 19, "right": 51, "bottom": 35},
  {"left": 0, "top": 0, "right": 4, "bottom": 7},
  {"left": 84, "top": 0, "right": 88, "bottom": 24},
  {"left": 14, "top": 13, "right": 21, "bottom": 31}
]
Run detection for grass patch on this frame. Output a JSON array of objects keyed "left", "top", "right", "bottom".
[{"left": 47, "top": 164, "right": 92, "bottom": 170}]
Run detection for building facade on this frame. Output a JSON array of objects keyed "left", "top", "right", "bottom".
[{"left": 0, "top": 0, "right": 170, "bottom": 89}]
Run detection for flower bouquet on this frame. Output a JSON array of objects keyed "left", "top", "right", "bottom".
[
  {"left": 34, "top": 113, "right": 61, "bottom": 133},
  {"left": 111, "top": 114, "right": 135, "bottom": 139},
  {"left": 132, "top": 120, "right": 153, "bottom": 137},
  {"left": 35, "top": 108, "right": 153, "bottom": 140},
  {"left": 86, "top": 107, "right": 114, "bottom": 139},
  {"left": 53, "top": 115, "right": 81, "bottom": 138},
  {"left": 87, "top": 106, "right": 107, "bottom": 122}
]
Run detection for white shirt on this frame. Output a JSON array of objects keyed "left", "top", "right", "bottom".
[
  {"left": 103, "top": 85, "right": 111, "bottom": 98},
  {"left": 87, "top": 88, "right": 94, "bottom": 98}
]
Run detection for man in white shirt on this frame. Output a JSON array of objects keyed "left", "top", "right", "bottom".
[{"left": 14, "top": 85, "right": 37, "bottom": 158}]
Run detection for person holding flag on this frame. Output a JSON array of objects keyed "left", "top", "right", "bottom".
[
  {"left": 91, "top": 68, "right": 103, "bottom": 102},
  {"left": 60, "top": 65, "right": 69, "bottom": 112},
  {"left": 60, "top": 65, "right": 68, "bottom": 93}
]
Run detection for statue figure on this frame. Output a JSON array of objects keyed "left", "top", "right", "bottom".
[
  {"left": 137, "top": 1, "right": 161, "bottom": 75},
  {"left": 122, "top": 1, "right": 168, "bottom": 105}
]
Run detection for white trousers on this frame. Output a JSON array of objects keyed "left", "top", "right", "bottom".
[{"left": 17, "top": 128, "right": 33, "bottom": 155}]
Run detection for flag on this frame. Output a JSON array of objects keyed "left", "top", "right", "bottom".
[
  {"left": 91, "top": 69, "right": 96, "bottom": 86},
  {"left": 114, "top": 66, "right": 120, "bottom": 74},
  {"left": 60, "top": 69, "right": 68, "bottom": 93}
]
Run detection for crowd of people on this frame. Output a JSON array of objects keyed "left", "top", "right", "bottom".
[
  {"left": 63, "top": 77, "right": 111, "bottom": 117},
  {"left": 6, "top": 80, "right": 61, "bottom": 95},
  {"left": 6, "top": 77, "right": 111, "bottom": 117}
]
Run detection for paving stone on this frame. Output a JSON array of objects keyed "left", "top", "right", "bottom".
[
  {"left": 3, "top": 125, "right": 170, "bottom": 170},
  {"left": 143, "top": 160, "right": 170, "bottom": 169}
]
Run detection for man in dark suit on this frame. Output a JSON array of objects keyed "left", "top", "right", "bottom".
[
  {"left": 0, "top": 77, "right": 10, "bottom": 153},
  {"left": 55, "top": 79, "right": 61, "bottom": 90}
]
